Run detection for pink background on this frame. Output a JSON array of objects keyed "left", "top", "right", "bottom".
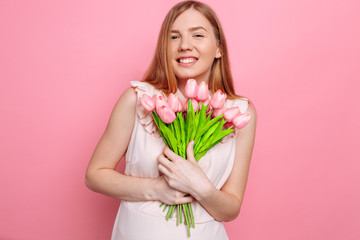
[{"left": 1, "top": 0, "right": 359, "bottom": 239}]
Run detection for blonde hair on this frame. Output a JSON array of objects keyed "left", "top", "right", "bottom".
[{"left": 142, "top": 0, "right": 239, "bottom": 99}]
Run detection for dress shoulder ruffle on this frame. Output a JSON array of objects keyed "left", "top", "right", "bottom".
[{"left": 130, "top": 81, "right": 161, "bottom": 138}]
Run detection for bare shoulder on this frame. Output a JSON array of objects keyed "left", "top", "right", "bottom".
[
  {"left": 104, "top": 86, "right": 138, "bottom": 137},
  {"left": 113, "top": 87, "right": 137, "bottom": 113},
  {"left": 109, "top": 87, "right": 137, "bottom": 119}
]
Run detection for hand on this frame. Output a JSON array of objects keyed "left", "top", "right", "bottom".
[
  {"left": 157, "top": 141, "right": 214, "bottom": 200},
  {"left": 154, "top": 175, "right": 193, "bottom": 205}
]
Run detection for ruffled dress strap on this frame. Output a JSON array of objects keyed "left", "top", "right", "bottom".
[{"left": 130, "top": 81, "right": 161, "bottom": 138}]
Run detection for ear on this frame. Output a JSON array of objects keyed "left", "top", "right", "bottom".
[{"left": 215, "top": 46, "right": 222, "bottom": 58}]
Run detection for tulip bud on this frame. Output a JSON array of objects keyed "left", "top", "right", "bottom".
[
  {"left": 196, "top": 82, "right": 209, "bottom": 102},
  {"left": 139, "top": 94, "right": 156, "bottom": 112},
  {"left": 206, "top": 104, "right": 213, "bottom": 114},
  {"left": 185, "top": 79, "right": 198, "bottom": 99},
  {"left": 232, "top": 113, "right": 251, "bottom": 129},
  {"left": 223, "top": 107, "right": 240, "bottom": 122},
  {"left": 167, "top": 93, "right": 182, "bottom": 112},
  {"left": 157, "top": 105, "right": 176, "bottom": 124},
  {"left": 202, "top": 98, "right": 213, "bottom": 114},
  {"left": 198, "top": 98, "right": 210, "bottom": 112},
  {"left": 155, "top": 92, "right": 168, "bottom": 111},
  {"left": 210, "top": 90, "right": 227, "bottom": 109},
  {"left": 185, "top": 99, "right": 199, "bottom": 112},
  {"left": 178, "top": 100, "right": 183, "bottom": 112},
  {"left": 212, "top": 107, "right": 224, "bottom": 117}
]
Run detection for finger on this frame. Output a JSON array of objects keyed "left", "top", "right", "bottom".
[
  {"left": 158, "top": 164, "right": 171, "bottom": 177},
  {"left": 163, "top": 145, "right": 178, "bottom": 162},
  {"left": 175, "top": 195, "right": 193, "bottom": 205},
  {"left": 157, "top": 153, "right": 173, "bottom": 168},
  {"left": 186, "top": 140, "right": 197, "bottom": 163}
]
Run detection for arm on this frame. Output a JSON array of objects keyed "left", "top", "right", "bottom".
[
  {"left": 158, "top": 102, "right": 257, "bottom": 221},
  {"left": 85, "top": 87, "right": 192, "bottom": 205},
  {"left": 197, "top": 102, "right": 257, "bottom": 221}
]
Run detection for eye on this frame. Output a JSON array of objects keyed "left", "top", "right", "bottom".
[
  {"left": 193, "top": 33, "right": 204, "bottom": 38},
  {"left": 171, "top": 35, "right": 179, "bottom": 40}
]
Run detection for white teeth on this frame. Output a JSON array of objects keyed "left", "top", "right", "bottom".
[{"left": 179, "top": 58, "right": 197, "bottom": 63}]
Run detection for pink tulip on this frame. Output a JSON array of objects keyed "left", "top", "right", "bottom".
[
  {"left": 210, "top": 90, "right": 227, "bottom": 109},
  {"left": 185, "top": 79, "right": 198, "bottom": 99},
  {"left": 155, "top": 92, "right": 168, "bottom": 111},
  {"left": 223, "top": 107, "right": 240, "bottom": 122},
  {"left": 139, "top": 94, "right": 156, "bottom": 111},
  {"left": 167, "top": 93, "right": 182, "bottom": 112},
  {"left": 206, "top": 104, "right": 213, "bottom": 114},
  {"left": 203, "top": 99, "right": 213, "bottom": 114},
  {"left": 212, "top": 107, "right": 224, "bottom": 117},
  {"left": 196, "top": 81, "right": 209, "bottom": 102},
  {"left": 185, "top": 99, "right": 199, "bottom": 112},
  {"left": 157, "top": 105, "right": 176, "bottom": 124},
  {"left": 198, "top": 98, "right": 210, "bottom": 112},
  {"left": 232, "top": 113, "right": 251, "bottom": 129},
  {"left": 202, "top": 98, "right": 210, "bottom": 106},
  {"left": 178, "top": 100, "right": 183, "bottom": 112},
  {"left": 155, "top": 92, "right": 166, "bottom": 102}
]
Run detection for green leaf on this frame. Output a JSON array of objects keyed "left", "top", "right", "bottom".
[
  {"left": 193, "top": 105, "right": 205, "bottom": 144},
  {"left": 186, "top": 100, "right": 195, "bottom": 144},
  {"left": 210, "top": 127, "right": 235, "bottom": 146},
  {"left": 195, "top": 149, "right": 208, "bottom": 161},
  {"left": 205, "top": 119, "right": 226, "bottom": 146},
  {"left": 161, "top": 126, "right": 178, "bottom": 154},
  {"left": 194, "top": 121, "right": 221, "bottom": 154},
  {"left": 194, "top": 114, "right": 224, "bottom": 144},
  {"left": 153, "top": 112, "right": 178, "bottom": 154},
  {"left": 178, "top": 113, "right": 186, "bottom": 158},
  {"left": 152, "top": 112, "right": 169, "bottom": 146}
]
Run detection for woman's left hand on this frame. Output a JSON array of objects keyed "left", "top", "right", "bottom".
[{"left": 157, "top": 141, "right": 215, "bottom": 200}]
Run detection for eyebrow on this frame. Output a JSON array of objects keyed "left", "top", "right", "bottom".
[{"left": 171, "top": 26, "right": 208, "bottom": 33}]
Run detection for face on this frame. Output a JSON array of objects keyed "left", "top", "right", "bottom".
[{"left": 169, "top": 9, "right": 221, "bottom": 85}]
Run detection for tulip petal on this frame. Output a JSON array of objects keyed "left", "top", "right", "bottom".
[
  {"left": 210, "top": 89, "right": 227, "bottom": 109},
  {"left": 139, "top": 94, "right": 156, "bottom": 112},
  {"left": 233, "top": 113, "right": 251, "bottom": 129},
  {"left": 185, "top": 79, "right": 199, "bottom": 99}
]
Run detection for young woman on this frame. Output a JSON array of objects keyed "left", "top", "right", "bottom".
[{"left": 85, "top": 1, "right": 256, "bottom": 239}]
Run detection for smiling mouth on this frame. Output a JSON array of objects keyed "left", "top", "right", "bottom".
[{"left": 177, "top": 58, "right": 198, "bottom": 63}]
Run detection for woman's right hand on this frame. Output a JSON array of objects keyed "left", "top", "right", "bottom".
[{"left": 154, "top": 175, "right": 193, "bottom": 205}]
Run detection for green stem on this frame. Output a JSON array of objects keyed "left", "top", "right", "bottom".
[
  {"left": 177, "top": 205, "right": 180, "bottom": 226},
  {"left": 163, "top": 204, "right": 168, "bottom": 212},
  {"left": 183, "top": 204, "right": 191, "bottom": 237},
  {"left": 188, "top": 203, "right": 195, "bottom": 228}
]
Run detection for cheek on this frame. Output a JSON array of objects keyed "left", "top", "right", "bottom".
[
  {"left": 199, "top": 43, "right": 218, "bottom": 58},
  {"left": 169, "top": 43, "right": 178, "bottom": 57}
]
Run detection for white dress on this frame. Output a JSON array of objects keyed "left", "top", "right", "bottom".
[{"left": 111, "top": 81, "right": 249, "bottom": 240}]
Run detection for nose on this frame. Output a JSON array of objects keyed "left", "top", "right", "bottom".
[{"left": 178, "top": 36, "right": 193, "bottom": 52}]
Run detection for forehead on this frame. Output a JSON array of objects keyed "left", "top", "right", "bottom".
[{"left": 171, "top": 9, "right": 213, "bottom": 32}]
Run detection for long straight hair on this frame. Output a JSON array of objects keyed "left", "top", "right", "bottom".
[{"left": 142, "top": 1, "right": 239, "bottom": 99}]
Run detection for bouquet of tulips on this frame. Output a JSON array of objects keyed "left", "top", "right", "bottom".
[{"left": 139, "top": 79, "right": 251, "bottom": 236}]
